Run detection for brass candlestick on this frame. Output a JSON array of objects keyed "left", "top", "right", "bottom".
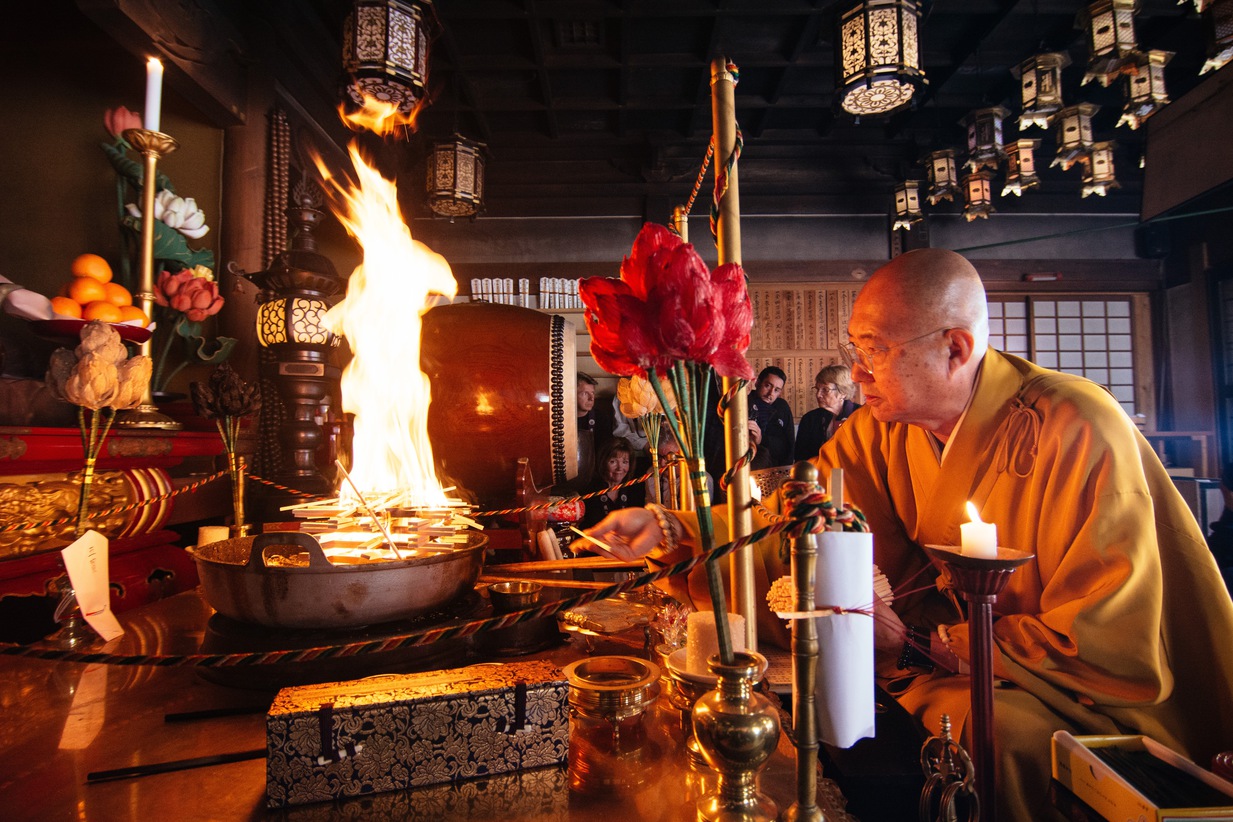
[
  {"left": 114, "top": 127, "right": 182, "bottom": 431},
  {"left": 784, "top": 461, "right": 823, "bottom": 822},
  {"left": 922, "top": 544, "right": 1033, "bottom": 822}
]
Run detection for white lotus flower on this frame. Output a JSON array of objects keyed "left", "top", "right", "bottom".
[
  {"left": 126, "top": 189, "right": 210, "bottom": 239},
  {"left": 617, "top": 374, "right": 677, "bottom": 419}
]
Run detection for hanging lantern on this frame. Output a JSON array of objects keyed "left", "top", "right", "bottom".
[
  {"left": 1080, "top": 141, "right": 1120, "bottom": 197},
  {"left": 1002, "top": 139, "right": 1041, "bottom": 197},
  {"left": 836, "top": 0, "right": 927, "bottom": 117},
  {"left": 1201, "top": 0, "right": 1233, "bottom": 75},
  {"left": 342, "top": 0, "right": 431, "bottom": 115},
  {"left": 891, "top": 181, "right": 924, "bottom": 231},
  {"left": 1118, "top": 50, "right": 1173, "bottom": 130},
  {"left": 961, "top": 170, "right": 995, "bottom": 221},
  {"left": 1080, "top": 0, "right": 1142, "bottom": 86},
  {"left": 961, "top": 106, "right": 1010, "bottom": 172},
  {"left": 925, "top": 149, "right": 961, "bottom": 205},
  {"left": 1051, "top": 103, "right": 1099, "bottom": 171},
  {"left": 426, "top": 134, "right": 487, "bottom": 220},
  {"left": 1015, "top": 52, "right": 1071, "bottom": 130}
]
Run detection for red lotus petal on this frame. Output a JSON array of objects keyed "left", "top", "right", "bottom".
[
  {"left": 709, "top": 345, "right": 756, "bottom": 380},
  {"left": 589, "top": 339, "right": 640, "bottom": 376},
  {"left": 621, "top": 223, "right": 683, "bottom": 298}
]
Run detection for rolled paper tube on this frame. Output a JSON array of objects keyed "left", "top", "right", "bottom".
[
  {"left": 197, "top": 526, "right": 229, "bottom": 546},
  {"left": 686, "top": 611, "right": 746, "bottom": 676}
]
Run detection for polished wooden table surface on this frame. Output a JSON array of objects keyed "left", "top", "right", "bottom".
[{"left": 0, "top": 590, "right": 857, "bottom": 822}]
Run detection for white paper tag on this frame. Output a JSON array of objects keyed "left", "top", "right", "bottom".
[{"left": 61, "top": 530, "right": 124, "bottom": 642}]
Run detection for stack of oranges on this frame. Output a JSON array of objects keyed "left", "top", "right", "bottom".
[{"left": 50, "top": 254, "right": 150, "bottom": 327}]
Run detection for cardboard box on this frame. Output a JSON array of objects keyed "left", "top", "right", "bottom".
[
  {"left": 1051, "top": 732, "right": 1233, "bottom": 821},
  {"left": 266, "top": 659, "right": 569, "bottom": 808}
]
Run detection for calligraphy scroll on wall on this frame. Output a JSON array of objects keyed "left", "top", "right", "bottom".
[{"left": 747, "top": 284, "right": 862, "bottom": 422}]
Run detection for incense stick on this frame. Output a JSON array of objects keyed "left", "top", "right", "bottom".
[
  {"left": 568, "top": 526, "right": 624, "bottom": 556},
  {"left": 335, "top": 459, "right": 403, "bottom": 560},
  {"left": 87, "top": 748, "right": 266, "bottom": 783}
]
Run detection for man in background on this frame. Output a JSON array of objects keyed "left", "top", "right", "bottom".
[{"left": 747, "top": 365, "right": 794, "bottom": 469}]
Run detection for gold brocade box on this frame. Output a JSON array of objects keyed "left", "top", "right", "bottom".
[{"left": 266, "top": 660, "right": 569, "bottom": 808}]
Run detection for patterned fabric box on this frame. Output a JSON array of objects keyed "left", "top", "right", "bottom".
[{"left": 266, "top": 660, "right": 569, "bottom": 808}]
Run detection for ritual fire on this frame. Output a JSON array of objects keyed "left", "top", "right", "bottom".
[{"left": 290, "top": 97, "right": 477, "bottom": 558}]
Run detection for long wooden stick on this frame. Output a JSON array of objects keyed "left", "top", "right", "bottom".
[
  {"left": 711, "top": 56, "right": 756, "bottom": 651},
  {"left": 479, "top": 575, "right": 613, "bottom": 590},
  {"left": 487, "top": 557, "right": 643, "bottom": 574}
]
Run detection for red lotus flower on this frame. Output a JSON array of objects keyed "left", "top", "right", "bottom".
[
  {"left": 155, "top": 269, "right": 224, "bottom": 322},
  {"left": 104, "top": 106, "right": 143, "bottom": 139},
  {"left": 580, "top": 223, "right": 753, "bottom": 380}
]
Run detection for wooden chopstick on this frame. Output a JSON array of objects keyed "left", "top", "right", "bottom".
[{"left": 480, "top": 575, "right": 614, "bottom": 590}]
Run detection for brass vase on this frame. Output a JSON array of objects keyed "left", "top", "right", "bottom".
[{"left": 691, "top": 651, "right": 781, "bottom": 822}]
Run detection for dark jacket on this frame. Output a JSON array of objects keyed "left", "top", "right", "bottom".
[
  {"left": 794, "top": 399, "right": 860, "bottom": 462},
  {"left": 748, "top": 395, "right": 795, "bottom": 469}
]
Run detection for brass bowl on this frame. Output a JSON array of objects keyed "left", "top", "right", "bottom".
[
  {"left": 563, "top": 655, "right": 660, "bottom": 725},
  {"left": 488, "top": 580, "right": 544, "bottom": 612}
]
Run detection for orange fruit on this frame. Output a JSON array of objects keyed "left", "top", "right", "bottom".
[
  {"left": 67, "top": 277, "right": 108, "bottom": 306},
  {"left": 82, "top": 301, "right": 124, "bottom": 323},
  {"left": 117, "top": 305, "right": 149, "bottom": 326},
  {"left": 50, "top": 296, "right": 83, "bottom": 318},
  {"left": 102, "top": 281, "right": 133, "bottom": 307},
  {"left": 71, "top": 253, "right": 113, "bottom": 283}
]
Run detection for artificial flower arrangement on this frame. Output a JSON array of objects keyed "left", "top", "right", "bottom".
[
  {"left": 102, "top": 106, "right": 235, "bottom": 393},
  {"left": 45, "top": 321, "right": 152, "bottom": 536},
  {"left": 580, "top": 222, "right": 754, "bottom": 664},
  {"left": 191, "top": 363, "right": 261, "bottom": 535},
  {"left": 616, "top": 374, "right": 677, "bottom": 504}
]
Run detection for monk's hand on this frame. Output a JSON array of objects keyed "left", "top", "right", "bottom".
[
  {"left": 585, "top": 508, "right": 662, "bottom": 561},
  {"left": 872, "top": 592, "right": 907, "bottom": 661}
]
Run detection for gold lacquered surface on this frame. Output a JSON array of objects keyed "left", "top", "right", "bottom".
[{"left": 0, "top": 590, "right": 858, "bottom": 821}]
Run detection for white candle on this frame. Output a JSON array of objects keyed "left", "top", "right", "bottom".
[
  {"left": 144, "top": 57, "right": 164, "bottom": 133},
  {"left": 197, "top": 525, "right": 229, "bottom": 546},
  {"left": 960, "top": 501, "right": 998, "bottom": 558}
]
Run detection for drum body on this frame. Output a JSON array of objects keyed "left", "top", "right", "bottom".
[{"left": 421, "top": 302, "right": 578, "bottom": 504}]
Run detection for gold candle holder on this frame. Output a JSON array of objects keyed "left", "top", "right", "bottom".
[{"left": 114, "top": 127, "right": 182, "bottom": 431}]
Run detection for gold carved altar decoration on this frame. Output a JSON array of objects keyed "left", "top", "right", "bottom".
[{"left": 0, "top": 472, "right": 130, "bottom": 559}]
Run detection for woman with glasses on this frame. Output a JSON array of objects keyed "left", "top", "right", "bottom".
[{"left": 793, "top": 364, "right": 860, "bottom": 461}]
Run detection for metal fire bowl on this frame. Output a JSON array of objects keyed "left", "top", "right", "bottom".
[{"left": 191, "top": 531, "right": 488, "bottom": 629}]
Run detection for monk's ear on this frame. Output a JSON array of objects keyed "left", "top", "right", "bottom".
[{"left": 944, "top": 327, "right": 977, "bottom": 374}]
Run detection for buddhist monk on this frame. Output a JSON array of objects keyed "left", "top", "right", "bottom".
[{"left": 589, "top": 248, "right": 1233, "bottom": 821}]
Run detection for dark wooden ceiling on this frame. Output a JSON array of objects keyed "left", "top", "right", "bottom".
[{"left": 266, "top": 1, "right": 1217, "bottom": 221}]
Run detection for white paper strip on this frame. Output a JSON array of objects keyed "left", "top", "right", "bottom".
[
  {"left": 812, "top": 530, "right": 874, "bottom": 748},
  {"left": 61, "top": 530, "right": 124, "bottom": 642}
]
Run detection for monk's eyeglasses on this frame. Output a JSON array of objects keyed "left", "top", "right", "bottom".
[{"left": 839, "top": 327, "right": 952, "bottom": 376}]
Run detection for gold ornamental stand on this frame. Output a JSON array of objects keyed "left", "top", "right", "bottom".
[
  {"left": 784, "top": 461, "right": 824, "bottom": 822},
  {"left": 922, "top": 544, "right": 1033, "bottom": 822},
  {"left": 114, "top": 127, "right": 182, "bottom": 431}
]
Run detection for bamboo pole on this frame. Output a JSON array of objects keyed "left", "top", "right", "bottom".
[{"left": 710, "top": 57, "right": 756, "bottom": 652}]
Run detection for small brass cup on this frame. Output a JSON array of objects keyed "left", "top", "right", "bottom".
[{"left": 488, "top": 580, "right": 544, "bottom": 612}]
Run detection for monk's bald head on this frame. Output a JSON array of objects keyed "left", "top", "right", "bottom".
[{"left": 857, "top": 249, "right": 989, "bottom": 351}]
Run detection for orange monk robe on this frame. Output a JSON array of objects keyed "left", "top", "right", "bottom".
[{"left": 652, "top": 349, "right": 1233, "bottom": 820}]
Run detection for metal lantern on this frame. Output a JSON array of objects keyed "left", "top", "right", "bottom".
[
  {"left": 1002, "top": 139, "right": 1041, "bottom": 197},
  {"left": 961, "top": 170, "right": 995, "bottom": 221},
  {"left": 1201, "top": 0, "right": 1233, "bottom": 75},
  {"left": 926, "top": 149, "right": 961, "bottom": 205},
  {"left": 962, "top": 106, "right": 1010, "bottom": 172},
  {"left": 1080, "top": 0, "right": 1142, "bottom": 86},
  {"left": 836, "top": 0, "right": 926, "bottom": 117},
  {"left": 1051, "top": 103, "right": 1099, "bottom": 170},
  {"left": 240, "top": 182, "right": 346, "bottom": 500},
  {"left": 342, "top": 0, "right": 431, "bottom": 115},
  {"left": 1015, "top": 52, "right": 1071, "bottom": 130},
  {"left": 1080, "top": 141, "right": 1120, "bottom": 197},
  {"left": 427, "top": 134, "right": 486, "bottom": 220},
  {"left": 1118, "top": 50, "right": 1172, "bottom": 130},
  {"left": 891, "top": 181, "right": 924, "bottom": 231}
]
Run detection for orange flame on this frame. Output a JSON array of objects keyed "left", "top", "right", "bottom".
[
  {"left": 316, "top": 144, "right": 457, "bottom": 509},
  {"left": 340, "top": 94, "right": 426, "bottom": 137}
]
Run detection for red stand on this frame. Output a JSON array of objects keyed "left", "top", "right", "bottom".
[{"left": 923, "top": 544, "right": 1033, "bottom": 822}]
